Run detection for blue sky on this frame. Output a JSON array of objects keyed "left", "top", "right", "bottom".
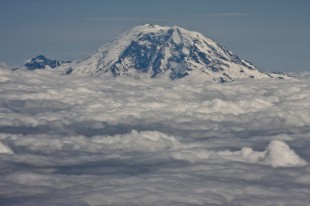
[{"left": 0, "top": 0, "right": 309, "bottom": 72}]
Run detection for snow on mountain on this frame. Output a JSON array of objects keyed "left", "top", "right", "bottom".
[
  {"left": 22, "top": 55, "right": 71, "bottom": 70},
  {"left": 62, "top": 24, "right": 288, "bottom": 82}
]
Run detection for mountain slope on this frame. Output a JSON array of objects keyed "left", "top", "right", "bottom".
[{"left": 62, "top": 24, "right": 287, "bottom": 81}]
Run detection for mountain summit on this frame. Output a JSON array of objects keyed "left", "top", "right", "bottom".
[{"left": 62, "top": 24, "right": 286, "bottom": 81}]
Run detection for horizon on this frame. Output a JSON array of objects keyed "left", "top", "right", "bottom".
[{"left": 0, "top": 0, "right": 309, "bottom": 72}]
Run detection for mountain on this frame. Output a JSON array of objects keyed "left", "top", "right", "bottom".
[
  {"left": 61, "top": 24, "right": 287, "bottom": 81},
  {"left": 22, "top": 55, "right": 71, "bottom": 70}
]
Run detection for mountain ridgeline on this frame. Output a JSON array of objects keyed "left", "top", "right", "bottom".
[{"left": 23, "top": 24, "right": 288, "bottom": 82}]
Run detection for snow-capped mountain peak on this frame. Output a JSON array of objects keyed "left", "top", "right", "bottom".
[
  {"left": 22, "top": 55, "right": 71, "bottom": 70},
  {"left": 62, "top": 24, "right": 287, "bottom": 81}
]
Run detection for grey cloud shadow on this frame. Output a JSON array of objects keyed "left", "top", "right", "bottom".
[{"left": 0, "top": 99, "right": 71, "bottom": 115}]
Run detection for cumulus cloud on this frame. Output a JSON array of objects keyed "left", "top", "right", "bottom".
[
  {"left": 264, "top": 140, "right": 308, "bottom": 167},
  {"left": 0, "top": 141, "right": 14, "bottom": 154},
  {"left": 170, "top": 140, "right": 308, "bottom": 168},
  {"left": 0, "top": 67, "right": 309, "bottom": 205}
]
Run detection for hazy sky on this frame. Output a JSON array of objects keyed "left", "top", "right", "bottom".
[{"left": 0, "top": 0, "right": 309, "bottom": 72}]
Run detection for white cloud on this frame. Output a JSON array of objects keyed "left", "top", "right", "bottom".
[
  {"left": 170, "top": 140, "right": 307, "bottom": 167},
  {"left": 0, "top": 67, "right": 309, "bottom": 205},
  {"left": 0, "top": 141, "right": 14, "bottom": 154},
  {"left": 264, "top": 140, "right": 308, "bottom": 167}
]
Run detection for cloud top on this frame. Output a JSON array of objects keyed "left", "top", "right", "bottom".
[{"left": 0, "top": 67, "right": 309, "bottom": 205}]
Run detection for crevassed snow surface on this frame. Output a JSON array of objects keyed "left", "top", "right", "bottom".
[{"left": 0, "top": 68, "right": 310, "bottom": 205}]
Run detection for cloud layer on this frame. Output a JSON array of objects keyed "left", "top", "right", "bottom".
[{"left": 0, "top": 67, "right": 309, "bottom": 205}]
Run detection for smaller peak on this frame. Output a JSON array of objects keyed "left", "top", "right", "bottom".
[{"left": 23, "top": 55, "right": 70, "bottom": 70}]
